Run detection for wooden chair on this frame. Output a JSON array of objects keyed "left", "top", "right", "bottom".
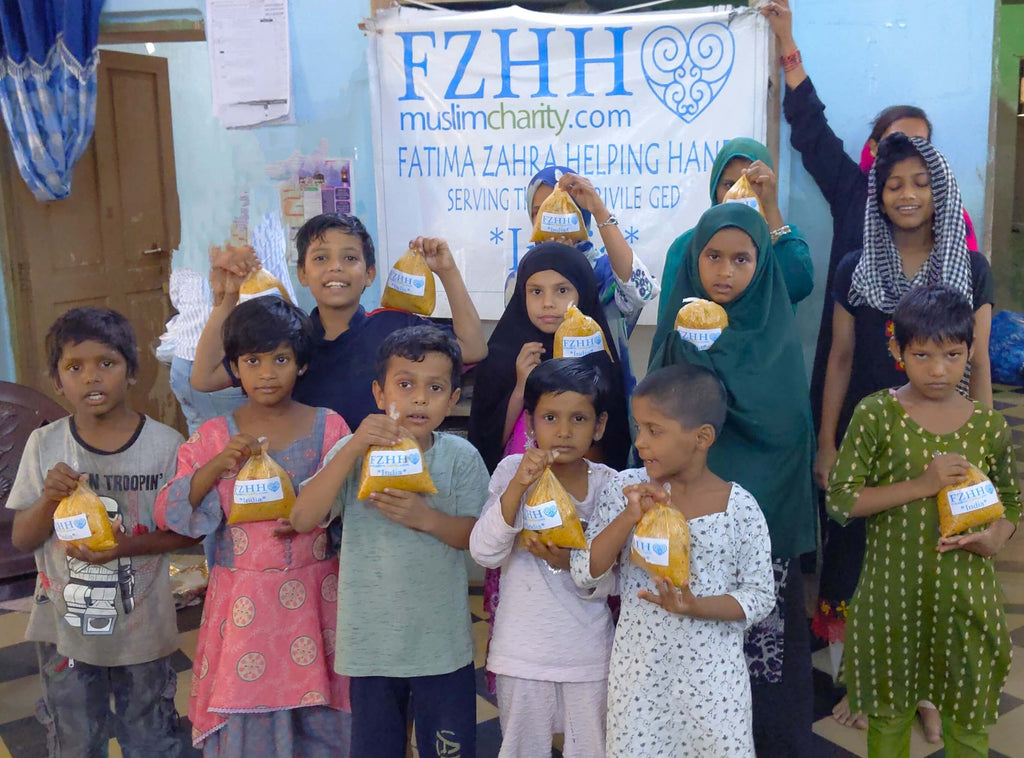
[{"left": 0, "top": 383, "right": 68, "bottom": 580}]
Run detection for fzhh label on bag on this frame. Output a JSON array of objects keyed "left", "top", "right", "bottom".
[
  {"left": 561, "top": 333, "right": 605, "bottom": 358},
  {"left": 234, "top": 477, "right": 285, "bottom": 504},
  {"left": 632, "top": 534, "right": 670, "bottom": 566},
  {"left": 725, "top": 196, "right": 760, "bottom": 212},
  {"left": 540, "top": 212, "right": 581, "bottom": 235},
  {"left": 368, "top": 450, "right": 424, "bottom": 478},
  {"left": 946, "top": 480, "right": 1000, "bottom": 516},
  {"left": 523, "top": 500, "right": 564, "bottom": 531},
  {"left": 54, "top": 514, "right": 92, "bottom": 541},
  {"left": 387, "top": 269, "right": 427, "bottom": 297},
  {"left": 238, "top": 288, "right": 283, "bottom": 303},
  {"left": 676, "top": 327, "right": 722, "bottom": 351}
]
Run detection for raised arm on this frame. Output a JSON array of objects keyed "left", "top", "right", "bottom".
[
  {"left": 763, "top": 0, "right": 864, "bottom": 211},
  {"left": 414, "top": 237, "right": 488, "bottom": 364}
]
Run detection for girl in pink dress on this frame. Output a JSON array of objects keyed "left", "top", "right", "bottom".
[{"left": 156, "top": 297, "right": 350, "bottom": 757}]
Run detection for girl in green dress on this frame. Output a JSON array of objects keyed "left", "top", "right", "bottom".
[{"left": 827, "top": 284, "right": 1020, "bottom": 758}]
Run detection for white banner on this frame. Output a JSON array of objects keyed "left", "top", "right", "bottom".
[{"left": 368, "top": 5, "right": 771, "bottom": 322}]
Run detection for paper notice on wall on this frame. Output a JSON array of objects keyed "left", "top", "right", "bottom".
[{"left": 207, "top": 0, "right": 293, "bottom": 128}]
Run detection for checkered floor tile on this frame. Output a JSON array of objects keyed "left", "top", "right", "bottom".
[{"left": 1, "top": 386, "right": 1023, "bottom": 756}]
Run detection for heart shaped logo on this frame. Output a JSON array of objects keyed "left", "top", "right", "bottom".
[
  {"left": 543, "top": 505, "right": 558, "bottom": 518},
  {"left": 651, "top": 543, "right": 668, "bottom": 556},
  {"left": 408, "top": 452, "right": 420, "bottom": 466},
  {"left": 73, "top": 516, "right": 88, "bottom": 530},
  {"left": 268, "top": 480, "right": 281, "bottom": 493},
  {"left": 641, "top": 22, "right": 735, "bottom": 124}
]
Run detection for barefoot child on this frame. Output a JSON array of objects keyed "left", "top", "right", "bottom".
[
  {"left": 291, "top": 326, "right": 490, "bottom": 758},
  {"left": 155, "top": 298, "right": 351, "bottom": 755},
  {"left": 571, "top": 364, "right": 775, "bottom": 756},
  {"left": 470, "top": 358, "right": 618, "bottom": 757},
  {"left": 8, "top": 308, "right": 196, "bottom": 756},
  {"left": 827, "top": 285, "right": 1019, "bottom": 757}
]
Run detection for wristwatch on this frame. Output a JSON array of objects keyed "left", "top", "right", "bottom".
[{"left": 597, "top": 215, "right": 619, "bottom": 229}]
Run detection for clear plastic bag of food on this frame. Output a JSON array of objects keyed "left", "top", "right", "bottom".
[
  {"left": 228, "top": 438, "right": 296, "bottom": 524},
  {"left": 937, "top": 463, "right": 1005, "bottom": 537},
  {"left": 675, "top": 297, "right": 729, "bottom": 351},
  {"left": 721, "top": 173, "right": 765, "bottom": 219},
  {"left": 53, "top": 478, "right": 116, "bottom": 552},
  {"left": 238, "top": 268, "right": 292, "bottom": 304},
  {"left": 357, "top": 428, "right": 437, "bottom": 500},
  {"left": 530, "top": 186, "right": 589, "bottom": 243},
  {"left": 631, "top": 503, "right": 691, "bottom": 587},
  {"left": 517, "top": 467, "right": 587, "bottom": 549},
  {"left": 554, "top": 303, "right": 612, "bottom": 359},
  {"left": 380, "top": 247, "right": 436, "bottom": 315}
]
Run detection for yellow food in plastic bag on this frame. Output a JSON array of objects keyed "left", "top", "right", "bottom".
[
  {"left": 380, "top": 248, "right": 436, "bottom": 315},
  {"left": 631, "top": 504, "right": 691, "bottom": 587},
  {"left": 238, "top": 268, "right": 292, "bottom": 304},
  {"left": 722, "top": 174, "right": 766, "bottom": 219},
  {"left": 530, "top": 187, "right": 589, "bottom": 243},
  {"left": 517, "top": 467, "right": 587, "bottom": 549},
  {"left": 53, "top": 478, "right": 116, "bottom": 552},
  {"left": 357, "top": 431, "right": 437, "bottom": 500},
  {"left": 937, "top": 464, "right": 1005, "bottom": 537},
  {"left": 675, "top": 297, "right": 728, "bottom": 351},
  {"left": 553, "top": 303, "right": 612, "bottom": 359},
  {"left": 228, "top": 439, "right": 296, "bottom": 524}
]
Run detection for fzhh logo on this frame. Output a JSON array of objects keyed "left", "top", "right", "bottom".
[{"left": 641, "top": 22, "right": 735, "bottom": 124}]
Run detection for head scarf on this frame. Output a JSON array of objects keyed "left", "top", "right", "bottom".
[
  {"left": 525, "top": 166, "right": 593, "bottom": 253},
  {"left": 648, "top": 203, "right": 816, "bottom": 559},
  {"left": 469, "top": 242, "right": 629, "bottom": 471},
  {"left": 859, "top": 137, "right": 979, "bottom": 252},
  {"left": 707, "top": 137, "right": 773, "bottom": 204},
  {"left": 849, "top": 136, "right": 973, "bottom": 312},
  {"left": 655, "top": 137, "right": 773, "bottom": 348}
]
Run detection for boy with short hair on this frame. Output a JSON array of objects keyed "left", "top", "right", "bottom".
[
  {"left": 191, "top": 213, "right": 487, "bottom": 428},
  {"left": 291, "top": 325, "right": 490, "bottom": 758},
  {"left": 8, "top": 307, "right": 198, "bottom": 756},
  {"left": 827, "top": 285, "right": 1020, "bottom": 757}
]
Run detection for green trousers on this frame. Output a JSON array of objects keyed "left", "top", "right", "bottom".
[{"left": 867, "top": 707, "right": 989, "bottom": 758}]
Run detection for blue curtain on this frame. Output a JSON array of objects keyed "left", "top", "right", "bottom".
[{"left": 0, "top": 0, "right": 104, "bottom": 201}]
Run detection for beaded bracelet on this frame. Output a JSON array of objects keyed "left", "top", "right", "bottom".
[
  {"left": 781, "top": 48, "right": 802, "bottom": 73},
  {"left": 770, "top": 225, "right": 792, "bottom": 243}
]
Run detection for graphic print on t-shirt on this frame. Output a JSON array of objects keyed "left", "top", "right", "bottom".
[{"left": 62, "top": 495, "right": 135, "bottom": 636}]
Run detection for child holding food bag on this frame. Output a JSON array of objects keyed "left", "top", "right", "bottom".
[
  {"left": 290, "top": 326, "right": 490, "bottom": 758},
  {"left": 8, "top": 307, "right": 194, "bottom": 756},
  {"left": 155, "top": 297, "right": 351, "bottom": 756},
  {"left": 649, "top": 202, "right": 817, "bottom": 755},
  {"left": 470, "top": 358, "right": 618, "bottom": 757},
  {"left": 826, "top": 285, "right": 1020, "bottom": 758},
  {"left": 524, "top": 166, "right": 659, "bottom": 393},
  {"left": 571, "top": 364, "right": 774, "bottom": 757}
]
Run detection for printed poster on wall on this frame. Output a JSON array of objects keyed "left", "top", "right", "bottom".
[{"left": 368, "top": 5, "right": 771, "bottom": 321}]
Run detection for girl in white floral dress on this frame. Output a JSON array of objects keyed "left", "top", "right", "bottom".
[{"left": 572, "top": 364, "right": 775, "bottom": 756}]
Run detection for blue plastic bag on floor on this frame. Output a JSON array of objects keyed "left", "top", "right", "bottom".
[{"left": 991, "top": 310, "right": 1024, "bottom": 385}]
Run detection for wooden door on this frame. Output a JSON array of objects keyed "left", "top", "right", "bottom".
[{"left": 0, "top": 50, "right": 183, "bottom": 430}]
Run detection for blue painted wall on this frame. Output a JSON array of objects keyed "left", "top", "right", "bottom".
[{"left": 0, "top": 1, "right": 999, "bottom": 380}]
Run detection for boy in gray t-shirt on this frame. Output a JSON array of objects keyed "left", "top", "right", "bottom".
[
  {"left": 292, "top": 326, "right": 490, "bottom": 758},
  {"left": 7, "top": 308, "right": 196, "bottom": 756}
]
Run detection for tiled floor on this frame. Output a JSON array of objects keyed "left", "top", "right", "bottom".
[{"left": 1, "top": 387, "right": 1023, "bottom": 757}]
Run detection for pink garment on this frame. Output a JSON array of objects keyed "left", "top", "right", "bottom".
[
  {"left": 859, "top": 138, "right": 979, "bottom": 252},
  {"left": 155, "top": 412, "right": 350, "bottom": 747},
  {"left": 484, "top": 410, "right": 532, "bottom": 693}
]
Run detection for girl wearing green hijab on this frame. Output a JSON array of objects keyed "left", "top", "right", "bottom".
[
  {"left": 654, "top": 137, "right": 814, "bottom": 353},
  {"left": 649, "top": 202, "right": 816, "bottom": 757}
]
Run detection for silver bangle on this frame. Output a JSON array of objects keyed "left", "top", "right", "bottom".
[
  {"left": 770, "top": 224, "right": 792, "bottom": 242},
  {"left": 597, "top": 215, "right": 618, "bottom": 229}
]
